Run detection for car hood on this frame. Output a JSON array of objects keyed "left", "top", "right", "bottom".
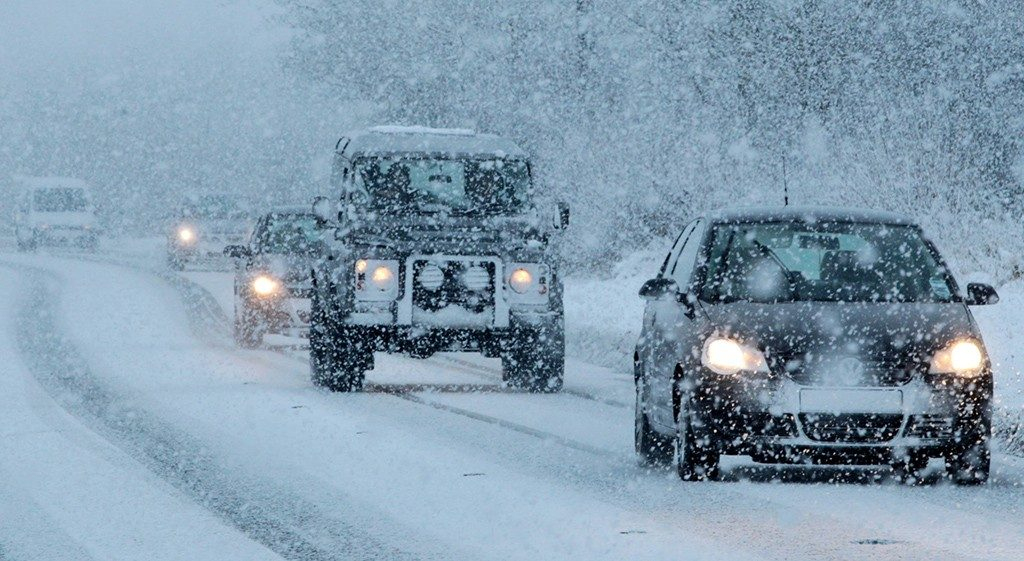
[
  {"left": 699, "top": 300, "right": 979, "bottom": 360},
  {"left": 254, "top": 254, "right": 314, "bottom": 285},
  {"left": 340, "top": 213, "right": 551, "bottom": 255}
]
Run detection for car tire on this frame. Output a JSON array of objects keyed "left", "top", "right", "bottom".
[
  {"left": 501, "top": 324, "right": 564, "bottom": 393},
  {"left": 634, "top": 368, "right": 673, "bottom": 466},
  {"left": 675, "top": 382, "right": 720, "bottom": 482},
  {"left": 892, "top": 450, "right": 929, "bottom": 484},
  {"left": 167, "top": 253, "right": 185, "bottom": 271},
  {"left": 234, "top": 304, "right": 263, "bottom": 349},
  {"left": 945, "top": 422, "right": 991, "bottom": 486},
  {"left": 309, "top": 292, "right": 368, "bottom": 392}
]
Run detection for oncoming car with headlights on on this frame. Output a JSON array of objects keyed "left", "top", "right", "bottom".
[
  {"left": 167, "top": 194, "right": 251, "bottom": 270},
  {"left": 633, "top": 207, "right": 999, "bottom": 485},
  {"left": 224, "top": 208, "right": 320, "bottom": 347},
  {"left": 308, "top": 126, "right": 569, "bottom": 392}
]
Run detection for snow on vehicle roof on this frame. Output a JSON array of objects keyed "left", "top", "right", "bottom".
[
  {"left": 341, "top": 126, "right": 528, "bottom": 159},
  {"left": 268, "top": 205, "right": 314, "bottom": 216},
  {"left": 14, "top": 175, "right": 90, "bottom": 191},
  {"left": 706, "top": 205, "right": 914, "bottom": 225}
]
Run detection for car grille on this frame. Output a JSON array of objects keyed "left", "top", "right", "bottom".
[
  {"left": 779, "top": 355, "right": 920, "bottom": 387},
  {"left": 412, "top": 259, "right": 495, "bottom": 313},
  {"left": 799, "top": 413, "right": 903, "bottom": 443},
  {"left": 904, "top": 415, "right": 954, "bottom": 439}
]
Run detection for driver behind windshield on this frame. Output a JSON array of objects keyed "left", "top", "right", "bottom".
[
  {"left": 702, "top": 222, "right": 956, "bottom": 304},
  {"left": 356, "top": 157, "right": 529, "bottom": 215}
]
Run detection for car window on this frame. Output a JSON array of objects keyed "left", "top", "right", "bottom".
[
  {"left": 660, "top": 221, "right": 696, "bottom": 276},
  {"left": 700, "top": 221, "right": 957, "bottom": 304},
  {"left": 669, "top": 219, "right": 706, "bottom": 288}
]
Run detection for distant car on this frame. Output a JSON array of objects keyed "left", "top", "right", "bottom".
[
  {"left": 224, "top": 208, "right": 319, "bottom": 348},
  {"left": 14, "top": 176, "right": 99, "bottom": 251},
  {"left": 634, "top": 207, "right": 998, "bottom": 485},
  {"left": 167, "top": 194, "right": 251, "bottom": 270}
]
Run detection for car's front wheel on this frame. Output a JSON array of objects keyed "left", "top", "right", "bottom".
[
  {"left": 675, "top": 382, "right": 720, "bottom": 482},
  {"left": 234, "top": 301, "right": 263, "bottom": 349},
  {"left": 501, "top": 324, "right": 564, "bottom": 393},
  {"left": 945, "top": 421, "right": 991, "bottom": 485},
  {"left": 634, "top": 368, "right": 673, "bottom": 466},
  {"left": 309, "top": 293, "right": 369, "bottom": 392}
]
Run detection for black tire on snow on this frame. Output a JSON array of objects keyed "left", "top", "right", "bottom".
[
  {"left": 167, "top": 253, "right": 185, "bottom": 271},
  {"left": 501, "top": 324, "right": 564, "bottom": 393},
  {"left": 234, "top": 304, "right": 263, "bottom": 349},
  {"left": 675, "top": 381, "right": 720, "bottom": 482},
  {"left": 634, "top": 368, "right": 673, "bottom": 466},
  {"left": 945, "top": 421, "right": 991, "bottom": 486},
  {"left": 309, "top": 293, "right": 369, "bottom": 392},
  {"left": 892, "top": 450, "right": 930, "bottom": 484}
]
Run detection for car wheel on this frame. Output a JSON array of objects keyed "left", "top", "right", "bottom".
[
  {"left": 892, "top": 450, "right": 929, "bottom": 484},
  {"left": 945, "top": 425, "right": 991, "bottom": 486},
  {"left": 234, "top": 303, "right": 263, "bottom": 349},
  {"left": 501, "top": 324, "right": 564, "bottom": 393},
  {"left": 309, "top": 293, "right": 367, "bottom": 392},
  {"left": 634, "top": 367, "right": 673, "bottom": 466},
  {"left": 167, "top": 252, "right": 185, "bottom": 271},
  {"left": 675, "top": 383, "right": 720, "bottom": 482}
]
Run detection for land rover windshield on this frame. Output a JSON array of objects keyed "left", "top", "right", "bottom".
[
  {"left": 700, "top": 221, "right": 958, "bottom": 304},
  {"left": 354, "top": 157, "right": 531, "bottom": 215}
]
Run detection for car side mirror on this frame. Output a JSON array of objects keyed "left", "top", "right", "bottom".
[
  {"left": 312, "top": 196, "right": 338, "bottom": 225},
  {"left": 639, "top": 277, "right": 679, "bottom": 300},
  {"left": 223, "top": 245, "right": 251, "bottom": 259},
  {"left": 556, "top": 202, "right": 570, "bottom": 230},
  {"left": 966, "top": 282, "right": 999, "bottom": 305}
]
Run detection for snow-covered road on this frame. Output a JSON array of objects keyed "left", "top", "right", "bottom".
[{"left": 2, "top": 250, "right": 1024, "bottom": 560}]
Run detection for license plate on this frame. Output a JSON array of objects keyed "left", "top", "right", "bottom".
[{"left": 799, "top": 389, "right": 903, "bottom": 414}]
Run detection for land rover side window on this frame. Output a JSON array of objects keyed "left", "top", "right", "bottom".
[
  {"left": 354, "top": 157, "right": 531, "bottom": 215},
  {"left": 700, "top": 221, "right": 957, "bottom": 304},
  {"left": 669, "top": 219, "right": 706, "bottom": 288}
]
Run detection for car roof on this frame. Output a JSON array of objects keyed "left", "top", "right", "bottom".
[
  {"left": 704, "top": 206, "right": 915, "bottom": 226},
  {"left": 339, "top": 126, "right": 528, "bottom": 159},
  {"left": 15, "top": 176, "right": 90, "bottom": 191},
  {"left": 265, "top": 205, "right": 313, "bottom": 216}
]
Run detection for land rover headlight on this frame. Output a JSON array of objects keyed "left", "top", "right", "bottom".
[
  {"left": 355, "top": 259, "right": 399, "bottom": 301},
  {"left": 251, "top": 275, "right": 280, "bottom": 297},
  {"left": 930, "top": 339, "right": 985, "bottom": 377},
  {"left": 701, "top": 337, "right": 768, "bottom": 375},
  {"left": 177, "top": 226, "right": 196, "bottom": 244},
  {"left": 506, "top": 263, "right": 550, "bottom": 303}
]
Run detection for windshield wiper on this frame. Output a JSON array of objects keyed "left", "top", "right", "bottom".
[{"left": 751, "top": 240, "right": 800, "bottom": 301}]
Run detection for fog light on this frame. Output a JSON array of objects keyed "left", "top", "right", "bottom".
[{"left": 251, "top": 275, "right": 280, "bottom": 297}]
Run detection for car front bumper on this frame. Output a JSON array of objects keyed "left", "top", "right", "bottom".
[{"left": 692, "top": 369, "right": 990, "bottom": 462}]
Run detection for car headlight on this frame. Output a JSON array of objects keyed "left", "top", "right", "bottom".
[
  {"left": 506, "top": 263, "right": 550, "bottom": 303},
  {"left": 355, "top": 259, "right": 399, "bottom": 301},
  {"left": 177, "top": 227, "right": 196, "bottom": 244},
  {"left": 701, "top": 337, "right": 768, "bottom": 375},
  {"left": 930, "top": 339, "right": 985, "bottom": 377},
  {"left": 251, "top": 275, "right": 280, "bottom": 297}
]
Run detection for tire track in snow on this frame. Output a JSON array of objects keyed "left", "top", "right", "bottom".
[{"left": 4, "top": 262, "right": 422, "bottom": 561}]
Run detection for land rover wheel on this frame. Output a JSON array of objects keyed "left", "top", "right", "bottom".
[
  {"left": 309, "top": 295, "right": 368, "bottom": 392},
  {"left": 675, "top": 380, "right": 720, "bottom": 482},
  {"left": 501, "top": 325, "right": 564, "bottom": 393},
  {"left": 635, "top": 364, "right": 673, "bottom": 466},
  {"left": 945, "top": 420, "right": 991, "bottom": 485}
]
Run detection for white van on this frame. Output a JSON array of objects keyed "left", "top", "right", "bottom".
[{"left": 14, "top": 177, "right": 99, "bottom": 251}]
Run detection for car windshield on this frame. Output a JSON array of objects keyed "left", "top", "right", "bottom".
[
  {"left": 183, "top": 196, "right": 246, "bottom": 220},
  {"left": 34, "top": 188, "right": 88, "bottom": 212},
  {"left": 258, "top": 214, "right": 319, "bottom": 254},
  {"left": 700, "top": 221, "right": 957, "bottom": 304},
  {"left": 355, "top": 157, "right": 530, "bottom": 215}
]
